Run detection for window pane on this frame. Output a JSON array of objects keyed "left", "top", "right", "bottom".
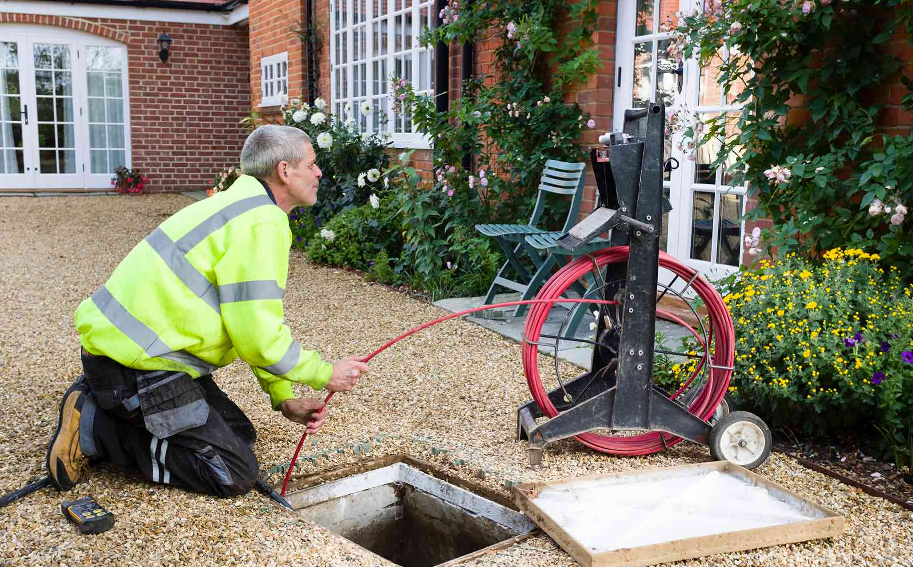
[
  {"left": 107, "top": 99, "right": 124, "bottom": 123},
  {"left": 722, "top": 113, "right": 742, "bottom": 186},
  {"left": 690, "top": 192, "right": 714, "bottom": 262},
  {"left": 404, "top": 11, "right": 412, "bottom": 50},
  {"left": 635, "top": 0, "right": 653, "bottom": 36},
  {"left": 3, "top": 69, "right": 20, "bottom": 95},
  {"left": 694, "top": 114, "right": 720, "bottom": 184},
  {"left": 656, "top": 39, "right": 677, "bottom": 108},
  {"left": 699, "top": 56, "right": 724, "bottom": 107},
  {"left": 9, "top": 123, "right": 22, "bottom": 149},
  {"left": 40, "top": 149, "right": 57, "bottom": 173},
  {"left": 354, "top": 27, "right": 360, "bottom": 61},
  {"left": 420, "top": 6, "right": 429, "bottom": 38},
  {"left": 33, "top": 44, "right": 52, "bottom": 69},
  {"left": 395, "top": 15, "right": 403, "bottom": 52},
  {"left": 660, "top": 187, "right": 670, "bottom": 252},
  {"left": 57, "top": 124, "right": 75, "bottom": 148},
  {"left": 55, "top": 98, "right": 74, "bottom": 122},
  {"left": 109, "top": 149, "right": 126, "bottom": 170},
  {"left": 38, "top": 123, "right": 55, "bottom": 148},
  {"left": 0, "top": 42, "right": 19, "bottom": 69},
  {"left": 59, "top": 149, "right": 76, "bottom": 173},
  {"left": 89, "top": 124, "right": 106, "bottom": 147},
  {"left": 359, "top": 62, "right": 367, "bottom": 96},
  {"left": 35, "top": 70, "right": 52, "bottom": 95},
  {"left": 107, "top": 125, "right": 125, "bottom": 149},
  {"left": 105, "top": 72, "right": 122, "bottom": 97},
  {"left": 86, "top": 72, "right": 104, "bottom": 96},
  {"left": 717, "top": 193, "right": 743, "bottom": 267},
  {"left": 90, "top": 149, "right": 107, "bottom": 173},
  {"left": 342, "top": 31, "right": 348, "bottom": 64},
  {"left": 380, "top": 20, "right": 388, "bottom": 55},
  {"left": 54, "top": 71, "right": 72, "bottom": 96},
  {"left": 1, "top": 95, "right": 20, "bottom": 121},
  {"left": 37, "top": 97, "right": 54, "bottom": 121},
  {"left": 86, "top": 46, "right": 121, "bottom": 71},
  {"left": 88, "top": 98, "right": 105, "bottom": 123},
  {"left": 53, "top": 45, "right": 71, "bottom": 70},
  {"left": 633, "top": 42, "right": 653, "bottom": 108}
]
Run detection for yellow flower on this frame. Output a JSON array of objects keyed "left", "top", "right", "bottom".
[
  {"left": 806, "top": 301, "right": 817, "bottom": 309},
  {"left": 803, "top": 349, "right": 811, "bottom": 358},
  {"left": 777, "top": 309, "right": 785, "bottom": 317},
  {"left": 811, "top": 331, "right": 819, "bottom": 339}
]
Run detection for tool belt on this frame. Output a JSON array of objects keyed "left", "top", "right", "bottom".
[{"left": 80, "top": 348, "right": 209, "bottom": 438}]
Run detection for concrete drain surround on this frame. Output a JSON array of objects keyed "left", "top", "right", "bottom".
[{"left": 286, "top": 462, "right": 535, "bottom": 566}]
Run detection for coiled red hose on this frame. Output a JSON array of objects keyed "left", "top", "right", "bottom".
[
  {"left": 280, "top": 246, "right": 734, "bottom": 494},
  {"left": 523, "top": 247, "right": 734, "bottom": 456}
]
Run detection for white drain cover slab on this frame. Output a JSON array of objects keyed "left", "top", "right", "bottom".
[{"left": 513, "top": 461, "right": 844, "bottom": 567}]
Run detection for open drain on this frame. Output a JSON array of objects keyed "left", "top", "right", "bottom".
[{"left": 284, "top": 457, "right": 535, "bottom": 567}]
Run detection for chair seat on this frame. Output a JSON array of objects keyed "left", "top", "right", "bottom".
[
  {"left": 526, "top": 231, "right": 610, "bottom": 253},
  {"left": 475, "top": 223, "right": 547, "bottom": 239}
]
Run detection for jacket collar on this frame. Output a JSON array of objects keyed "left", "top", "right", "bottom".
[{"left": 256, "top": 178, "right": 278, "bottom": 206}]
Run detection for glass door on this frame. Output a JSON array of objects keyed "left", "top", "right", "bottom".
[
  {"left": 0, "top": 40, "right": 28, "bottom": 188},
  {"left": 30, "top": 39, "right": 82, "bottom": 189},
  {"left": 614, "top": 0, "right": 745, "bottom": 284}
]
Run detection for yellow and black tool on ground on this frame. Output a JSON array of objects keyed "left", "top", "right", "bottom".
[{"left": 61, "top": 496, "right": 115, "bottom": 534}]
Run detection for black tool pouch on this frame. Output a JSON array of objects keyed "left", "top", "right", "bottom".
[{"left": 136, "top": 370, "right": 210, "bottom": 439}]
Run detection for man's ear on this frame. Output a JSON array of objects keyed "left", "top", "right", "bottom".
[{"left": 276, "top": 160, "right": 290, "bottom": 185}]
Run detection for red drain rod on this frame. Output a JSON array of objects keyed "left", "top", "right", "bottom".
[
  {"left": 279, "top": 247, "right": 734, "bottom": 495},
  {"left": 278, "top": 296, "right": 618, "bottom": 496}
]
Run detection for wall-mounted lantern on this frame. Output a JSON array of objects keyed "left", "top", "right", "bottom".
[{"left": 158, "top": 32, "right": 172, "bottom": 63}]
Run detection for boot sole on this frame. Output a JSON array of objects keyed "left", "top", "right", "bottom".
[{"left": 46, "top": 380, "right": 87, "bottom": 491}]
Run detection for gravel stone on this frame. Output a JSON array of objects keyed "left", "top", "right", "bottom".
[{"left": 1, "top": 195, "right": 912, "bottom": 566}]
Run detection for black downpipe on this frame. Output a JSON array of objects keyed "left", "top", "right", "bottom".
[
  {"left": 434, "top": 0, "right": 450, "bottom": 116},
  {"left": 305, "top": 0, "right": 316, "bottom": 103},
  {"left": 460, "top": 1, "right": 474, "bottom": 172}
]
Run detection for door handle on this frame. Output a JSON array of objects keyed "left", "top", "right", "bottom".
[{"left": 23, "top": 104, "right": 28, "bottom": 125}]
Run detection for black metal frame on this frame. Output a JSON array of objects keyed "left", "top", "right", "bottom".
[{"left": 517, "top": 103, "right": 712, "bottom": 465}]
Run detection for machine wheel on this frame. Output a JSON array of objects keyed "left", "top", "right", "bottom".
[{"left": 709, "top": 411, "right": 771, "bottom": 470}]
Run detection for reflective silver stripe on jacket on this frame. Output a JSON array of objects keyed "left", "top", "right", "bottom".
[
  {"left": 259, "top": 340, "right": 301, "bottom": 376},
  {"left": 144, "top": 195, "right": 275, "bottom": 315},
  {"left": 91, "top": 286, "right": 217, "bottom": 376},
  {"left": 219, "top": 280, "right": 285, "bottom": 303}
]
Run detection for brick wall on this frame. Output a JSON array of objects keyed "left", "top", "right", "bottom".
[
  {"left": 250, "top": 0, "right": 306, "bottom": 109},
  {"left": 0, "top": 13, "right": 250, "bottom": 193}
]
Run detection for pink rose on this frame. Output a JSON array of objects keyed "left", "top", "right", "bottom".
[
  {"left": 480, "top": 177, "right": 488, "bottom": 187},
  {"left": 587, "top": 119, "right": 596, "bottom": 129},
  {"left": 891, "top": 213, "right": 905, "bottom": 226},
  {"left": 447, "top": 189, "right": 454, "bottom": 197}
]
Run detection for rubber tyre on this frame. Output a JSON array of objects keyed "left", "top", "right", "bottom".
[{"left": 709, "top": 411, "right": 772, "bottom": 470}]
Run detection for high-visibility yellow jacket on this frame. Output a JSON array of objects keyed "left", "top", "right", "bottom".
[{"left": 75, "top": 174, "right": 332, "bottom": 409}]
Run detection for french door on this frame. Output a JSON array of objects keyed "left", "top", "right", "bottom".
[
  {"left": 614, "top": 0, "right": 745, "bottom": 283},
  {"left": 0, "top": 26, "right": 129, "bottom": 191}
]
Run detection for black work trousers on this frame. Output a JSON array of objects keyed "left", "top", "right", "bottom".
[{"left": 80, "top": 351, "right": 259, "bottom": 497}]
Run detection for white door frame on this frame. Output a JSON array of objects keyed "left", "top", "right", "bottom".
[
  {"left": 0, "top": 25, "right": 130, "bottom": 191},
  {"left": 613, "top": 0, "right": 745, "bottom": 284}
]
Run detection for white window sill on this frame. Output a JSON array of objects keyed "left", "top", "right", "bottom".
[{"left": 389, "top": 133, "right": 432, "bottom": 150}]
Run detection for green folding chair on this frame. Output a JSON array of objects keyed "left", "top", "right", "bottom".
[{"left": 475, "top": 160, "right": 587, "bottom": 317}]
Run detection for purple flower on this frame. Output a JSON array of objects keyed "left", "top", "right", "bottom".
[
  {"left": 854, "top": 331, "right": 863, "bottom": 343},
  {"left": 881, "top": 341, "right": 891, "bottom": 353},
  {"left": 844, "top": 337, "right": 856, "bottom": 347},
  {"left": 872, "top": 371, "right": 885, "bottom": 385},
  {"left": 891, "top": 333, "right": 899, "bottom": 339},
  {"left": 902, "top": 351, "right": 913, "bottom": 364}
]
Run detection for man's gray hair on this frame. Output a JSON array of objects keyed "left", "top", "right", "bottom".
[{"left": 240, "top": 125, "right": 313, "bottom": 179}]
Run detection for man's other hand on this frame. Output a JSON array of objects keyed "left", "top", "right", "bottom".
[
  {"left": 327, "top": 356, "right": 369, "bottom": 392},
  {"left": 279, "top": 398, "right": 329, "bottom": 434}
]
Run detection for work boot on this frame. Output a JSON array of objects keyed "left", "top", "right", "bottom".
[{"left": 46, "top": 377, "right": 90, "bottom": 491}]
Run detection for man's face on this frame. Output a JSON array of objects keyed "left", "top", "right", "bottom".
[{"left": 285, "top": 142, "right": 322, "bottom": 207}]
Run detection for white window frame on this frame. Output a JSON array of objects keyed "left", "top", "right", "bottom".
[
  {"left": 260, "top": 52, "right": 288, "bottom": 108},
  {"left": 330, "top": 0, "right": 435, "bottom": 149}
]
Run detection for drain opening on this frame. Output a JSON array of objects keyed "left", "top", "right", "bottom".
[{"left": 285, "top": 460, "right": 534, "bottom": 567}]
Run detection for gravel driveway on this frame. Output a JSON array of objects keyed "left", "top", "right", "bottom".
[{"left": 0, "top": 194, "right": 911, "bottom": 566}]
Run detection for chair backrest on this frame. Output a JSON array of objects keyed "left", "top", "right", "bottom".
[{"left": 528, "top": 159, "right": 587, "bottom": 232}]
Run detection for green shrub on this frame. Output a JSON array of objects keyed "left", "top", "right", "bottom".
[
  {"left": 289, "top": 206, "right": 319, "bottom": 250},
  {"left": 722, "top": 248, "right": 913, "bottom": 462},
  {"left": 305, "top": 193, "right": 403, "bottom": 269},
  {"left": 367, "top": 250, "right": 399, "bottom": 286}
]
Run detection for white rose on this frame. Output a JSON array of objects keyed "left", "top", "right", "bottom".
[
  {"left": 345, "top": 118, "right": 357, "bottom": 130},
  {"left": 320, "top": 228, "right": 335, "bottom": 241},
  {"left": 361, "top": 132, "right": 372, "bottom": 142},
  {"left": 316, "top": 132, "right": 333, "bottom": 149},
  {"left": 361, "top": 101, "right": 373, "bottom": 115},
  {"left": 310, "top": 112, "right": 327, "bottom": 125},
  {"left": 291, "top": 98, "right": 301, "bottom": 105},
  {"left": 367, "top": 168, "right": 380, "bottom": 182},
  {"left": 314, "top": 97, "right": 327, "bottom": 110},
  {"left": 358, "top": 173, "right": 367, "bottom": 187},
  {"left": 369, "top": 194, "right": 380, "bottom": 209},
  {"left": 383, "top": 176, "right": 389, "bottom": 188},
  {"left": 344, "top": 102, "right": 353, "bottom": 116},
  {"left": 382, "top": 132, "right": 392, "bottom": 141},
  {"left": 292, "top": 110, "right": 307, "bottom": 123},
  {"left": 896, "top": 204, "right": 908, "bottom": 216}
]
